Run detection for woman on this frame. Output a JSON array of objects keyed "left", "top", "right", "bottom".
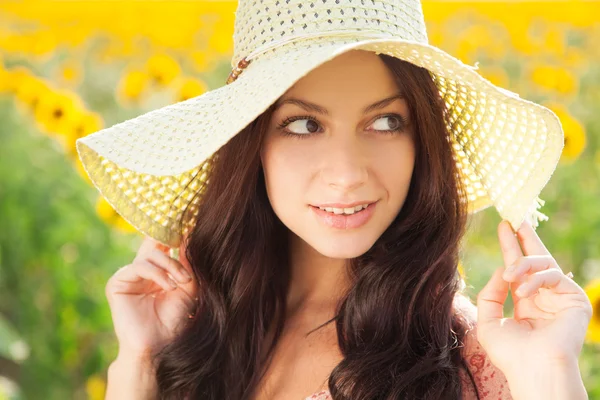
[{"left": 76, "top": 0, "right": 592, "bottom": 399}]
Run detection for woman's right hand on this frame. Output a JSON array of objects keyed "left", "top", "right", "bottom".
[{"left": 106, "top": 236, "right": 199, "bottom": 361}]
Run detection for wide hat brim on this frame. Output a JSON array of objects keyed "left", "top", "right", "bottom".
[{"left": 76, "top": 36, "right": 564, "bottom": 247}]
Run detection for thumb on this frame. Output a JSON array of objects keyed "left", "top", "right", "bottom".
[{"left": 477, "top": 266, "right": 509, "bottom": 325}]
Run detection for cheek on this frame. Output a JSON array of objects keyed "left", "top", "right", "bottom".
[
  {"left": 261, "top": 138, "right": 314, "bottom": 209},
  {"left": 372, "top": 138, "right": 416, "bottom": 194}
]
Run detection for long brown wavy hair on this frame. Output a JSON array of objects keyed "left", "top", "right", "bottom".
[{"left": 150, "top": 53, "right": 479, "bottom": 399}]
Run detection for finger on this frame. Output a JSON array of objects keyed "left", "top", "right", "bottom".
[
  {"left": 497, "top": 220, "right": 524, "bottom": 268},
  {"left": 532, "top": 291, "right": 589, "bottom": 316},
  {"left": 134, "top": 236, "right": 170, "bottom": 261},
  {"left": 147, "top": 249, "right": 192, "bottom": 284},
  {"left": 146, "top": 250, "right": 198, "bottom": 304},
  {"left": 112, "top": 261, "right": 179, "bottom": 293},
  {"left": 502, "top": 255, "right": 562, "bottom": 282},
  {"left": 477, "top": 266, "right": 509, "bottom": 324},
  {"left": 515, "top": 219, "right": 551, "bottom": 256},
  {"left": 514, "top": 269, "right": 582, "bottom": 298},
  {"left": 513, "top": 294, "right": 555, "bottom": 320}
]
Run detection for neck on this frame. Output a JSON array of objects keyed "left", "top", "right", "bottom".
[{"left": 285, "top": 232, "right": 351, "bottom": 318}]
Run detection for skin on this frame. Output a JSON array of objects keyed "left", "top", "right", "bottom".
[
  {"left": 103, "top": 50, "right": 591, "bottom": 400},
  {"left": 260, "top": 49, "right": 416, "bottom": 318},
  {"left": 477, "top": 219, "right": 591, "bottom": 399}
]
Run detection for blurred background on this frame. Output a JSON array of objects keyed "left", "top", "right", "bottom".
[{"left": 0, "top": 0, "right": 598, "bottom": 399}]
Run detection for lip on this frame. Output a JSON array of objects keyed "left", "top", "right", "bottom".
[
  {"left": 310, "top": 201, "right": 378, "bottom": 229},
  {"left": 312, "top": 200, "right": 377, "bottom": 208}
]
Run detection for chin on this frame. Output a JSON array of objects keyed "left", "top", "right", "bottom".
[{"left": 308, "top": 235, "right": 377, "bottom": 259}]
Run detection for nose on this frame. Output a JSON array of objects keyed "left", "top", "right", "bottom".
[{"left": 319, "top": 135, "right": 368, "bottom": 191}]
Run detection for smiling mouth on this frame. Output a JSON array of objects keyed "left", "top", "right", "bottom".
[
  {"left": 310, "top": 201, "right": 377, "bottom": 229},
  {"left": 312, "top": 203, "right": 373, "bottom": 215}
]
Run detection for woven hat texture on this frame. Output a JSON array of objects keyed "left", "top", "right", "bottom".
[{"left": 76, "top": 0, "right": 564, "bottom": 247}]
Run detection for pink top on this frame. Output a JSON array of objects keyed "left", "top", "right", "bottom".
[
  {"left": 305, "top": 390, "right": 330, "bottom": 399},
  {"left": 303, "top": 300, "right": 513, "bottom": 399},
  {"left": 303, "top": 332, "right": 512, "bottom": 399}
]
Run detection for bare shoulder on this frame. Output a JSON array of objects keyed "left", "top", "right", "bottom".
[
  {"left": 453, "top": 292, "right": 478, "bottom": 326},
  {"left": 453, "top": 293, "right": 513, "bottom": 400}
]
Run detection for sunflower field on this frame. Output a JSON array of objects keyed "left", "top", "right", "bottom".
[{"left": 0, "top": 1, "right": 599, "bottom": 399}]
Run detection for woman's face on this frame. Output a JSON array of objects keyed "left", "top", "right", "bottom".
[{"left": 260, "top": 50, "right": 416, "bottom": 259}]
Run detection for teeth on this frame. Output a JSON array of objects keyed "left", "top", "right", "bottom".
[{"left": 318, "top": 203, "right": 370, "bottom": 215}]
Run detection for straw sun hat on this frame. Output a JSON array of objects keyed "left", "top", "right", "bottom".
[{"left": 76, "top": 0, "right": 564, "bottom": 248}]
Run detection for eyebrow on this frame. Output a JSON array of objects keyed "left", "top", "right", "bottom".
[{"left": 273, "top": 93, "right": 405, "bottom": 116}]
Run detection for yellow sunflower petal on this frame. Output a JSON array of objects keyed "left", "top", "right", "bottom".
[
  {"left": 117, "top": 69, "right": 149, "bottom": 105},
  {"left": 113, "top": 216, "right": 139, "bottom": 234},
  {"left": 531, "top": 65, "right": 578, "bottom": 96},
  {"left": 145, "top": 53, "right": 181, "bottom": 87},
  {"left": 63, "top": 111, "right": 104, "bottom": 157},
  {"left": 95, "top": 197, "right": 138, "bottom": 234},
  {"left": 584, "top": 279, "right": 600, "bottom": 344},
  {"left": 176, "top": 76, "right": 208, "bottom": 102},
  {"left": 85, "top": 374, "right": 106, "bottom": 400},
  {"left": 34, "top": 89, "right": 84, "bottom": 137},
  {"left": 95, "top": 197, "right": 119, "bottom": 225},
  {"left": 4, "top": 66, "right": 34, "bottom": 95},
  {"left": 190, "top": 49, "right": 219, "bottom": 73},
  {"left": 544, "top": 103, "right": 586, "bottom": 163},
  {"left": 14, "top": 74, "right": 52, "bottom": 113},
  {"left": 58, "top": 59, "right": 83, "bottom": 87}
]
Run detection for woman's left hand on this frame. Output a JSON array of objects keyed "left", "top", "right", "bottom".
[{"left": 475, "top": 219, "right": 592, "bottom": 377}]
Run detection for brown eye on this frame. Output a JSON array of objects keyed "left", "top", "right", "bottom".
[
  {"left": 369, "top": 114, "right": 408, "bottom": 133},
  {"left": 287, "top": 118, "right": 319, "bottom": 134}
]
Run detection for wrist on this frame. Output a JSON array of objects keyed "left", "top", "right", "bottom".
[
  {"left": 505, "top": 357, "right": 588, "bottom": 400},
  {"left": 114, "top": 348, "right": 156, "bottom": 368},
  {"left": 107, "top": 350, "right": 159, "bottom": 400}
]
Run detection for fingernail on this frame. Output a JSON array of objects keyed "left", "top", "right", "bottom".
[
  {"left": 179, "top": 269, "right": 192, "bottom": 282},
  {"left": 515, "top": 284, "right": 527, "bottom": 297},
  {"left": 505, "top": 264, "right": 517, "bottom": 275},
  {"left": 168, "top": 278, "right": 178, "bottom": 288}
]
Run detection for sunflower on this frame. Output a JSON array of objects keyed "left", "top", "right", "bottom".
[
  {"left": 190, "top": 49, "right": 218, "bottom": 73},
  {"left": 584, "top": 279, "right": 600, "bottom": 344},
  {"left": 530, "top": 64, "right": 578, "bottom": 96},
  {"left": 543, "top": 27, "right": 566, "bottom": 59},
  {"left": 455, "top": 24, "right": 507, "bottom": 64},
  {"left": 33, "top": 89, "right": 83, "bottom": 137},
  {"left": 58, "top": 59, "right": 83, "bottom": 87},
  {"left": 117, "top": 69, "right": 149, "bottom": 105},
  {"left": 145, "top": 53, "right": 181, "bottom": 87},
  {"left": 480, "top": 66, "right": 510, "bottom": 88},
  {"left": 208, "top": 16, "right": 235, "bottom": 55},
  {"left": 85, "top": 374, "right": 106, "bottom": 400},
  {"left": 544, "top": 103, "right": 586, "bottom": 163},
  {"left": 13, "top": 73, "right": 53, "bottom": 114},
  {"left": 95, "top": 197, "right": 138, "bottom": 234},
  {"left": 209, "top": 32, "right": 234, "bottom": 56},
  {"left": 63, "top": 110, "right": 104, "bottom": 157},
  {"left": 176, "top": 76, "right": 208, "bottom": 102},
  {"left": 2, "top": 66, "right": 32, "bottom": 95},
  {"left": 113, "top": 216, "right": 139, "bottom": 234}
]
